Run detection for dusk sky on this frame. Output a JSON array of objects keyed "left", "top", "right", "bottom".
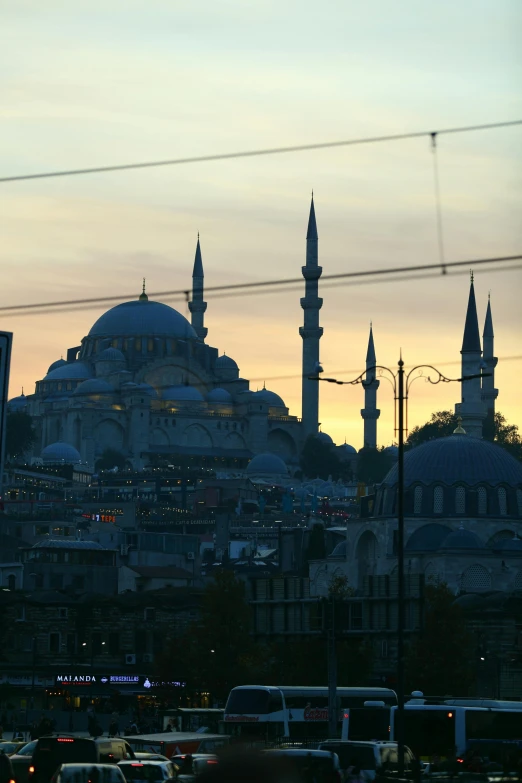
[{"left": 2, "top": 0, "right": 521, "bottom": 449}]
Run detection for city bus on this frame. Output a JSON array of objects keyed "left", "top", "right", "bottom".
[
  {"left": 390, "top": 696, "right": 522, "bottom": 760},
  {"left": 222, "top": 685, "right": 397, "bottom": 742}
]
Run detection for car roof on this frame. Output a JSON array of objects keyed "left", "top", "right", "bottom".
[
  {"left": 119, "top": 760, "right": 168, "bottom": 766},
  {"left": 59, "top": 764, "right": 121, "bottom": 769},
  {"left": 265, "top": 749, "right": 337, "bottom": 757}
]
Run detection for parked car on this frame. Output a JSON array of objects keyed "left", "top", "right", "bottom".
[
  {"left": 317, "top": 741, "right": 416, "bottom": 781},
  {"left": 118, "top": 760, "right": 176, "bottom": 783},
  {"left": 9, "top": 740, "right": 38, "bottom": 783},
  {"left": 171, "top": 755, "right": 219, "bottom": 782},
  {"left": 131, "top": 756, "right": 169, "bottom": 764},
  {"left": 0, "top": 741, "right": 26, "bottom": 756},
  {"left": 50, "top": 764, "right": 126, "bottom": 783},
  {"left": 263, "top": 749, "right": 342, "bottom": 783},
  {"left": 30, "top": 737, "right": 135, "bottom": 783}
]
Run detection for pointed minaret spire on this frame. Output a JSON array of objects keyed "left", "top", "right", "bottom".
[
  {"left": 188, "top": 234, "right": 208, "bottom": 340},
  {"left": 139, "top": 278, "right": 148, "bottom": 301},
  {"left": 361, "top": 324, "right": 380, "bottom": 448},
  {"left": 300, "top": 194, "right": 323, "bottom": 437},
  {"left": 455, "top": 277, "right": 486, "bottom": 438},
  {"left": 481, "top": 293, "right": 498, "bottom": 439}
]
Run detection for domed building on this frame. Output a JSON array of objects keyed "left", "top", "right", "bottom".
[{"left": 23, "top": 238, "right": 304, "bottom": 471}]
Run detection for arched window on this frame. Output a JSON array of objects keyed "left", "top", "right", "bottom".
[
  {"left": 477, "top": 486, "right": 488, "bottom": 515},
  {"left": 135, "top": 338, "right": 142, "bottom": 352},
  {"left": 498, "top": 487, "right": 507, "bottom": 516},
  {"left": 462, "top": 564, "right": 491, "bottom": 592},
  {"left": 455, "top": 486, "right": 466, "bottom": 514},
  {"left": 147, "top": 338, "right": 154, "bottom": 352},
  {"left": 414, "top": 486, "right": 423, "bottom": 514},
  {"left": 514, "top": 570, "right": 522, "bottom": 590},
  {"left": 433, "top": 486, "right": 444, "bottom": 514},
  {"left": 517, "top": 489, "right": 522, "bottom": 517}
]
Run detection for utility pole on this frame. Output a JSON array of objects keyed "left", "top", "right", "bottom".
[{"left": 327, "top": 596, "right": 337, "bottom": 739}]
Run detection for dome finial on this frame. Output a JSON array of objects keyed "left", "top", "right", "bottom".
[
  {"left": 453, "top": 416, "right": 466, "bottom": 434},
  {"left": 139, "top": 278, "right": 148, "bottom": 301},
  {"left": 21, "top": 386, "right": 24, "bottom": 396},
  {"left": 470, "top": 269, "right": 474, "bottom": 284}
]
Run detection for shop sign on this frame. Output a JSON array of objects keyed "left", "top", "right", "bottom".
[
  {"left": 0, "top": 674, "right": 54, "bottom": 687},
  {"left": 54, "top": 674, "right": 185, "bottom": 689}
]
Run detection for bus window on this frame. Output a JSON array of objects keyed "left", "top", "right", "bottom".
[{"left": 400, "top": 710, "right": 456, "bottom": 760}]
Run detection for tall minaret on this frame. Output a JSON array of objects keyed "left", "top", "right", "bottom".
[
  {"left": 188, "top": 234, "right": 208, "bottom": 340},
  {"left": 481, "top": 294, "right": 498, "bottom": 439},
  {"left": 361, "top": 324, "right": 380, "bottom": 448},
  {"left": 299, "top": 195, "right": 323, "bottom": 437},
  {"left": 455, "top": 274, "right": 486, "bottom": 438}
]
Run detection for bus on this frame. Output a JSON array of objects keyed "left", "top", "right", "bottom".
[
  {"left": 162, "top": 708, "right": 224, "bottom": 734},
  {"left": 222, "top": 685, "right": 397, "bottom": 742},
  {"left": 390, "top": 695, "right": 522, "bottom": 760}
]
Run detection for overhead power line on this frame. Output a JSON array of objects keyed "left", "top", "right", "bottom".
[
  {"left": 1, "top": 253, "right": 520, "bottom": 318},
  {"left": 1, "top": 120, "right": 521, "bottom": 184}
]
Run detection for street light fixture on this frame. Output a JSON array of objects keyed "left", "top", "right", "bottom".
[{"left": 310, "top": 356, "right": 490, "bottom": 775}]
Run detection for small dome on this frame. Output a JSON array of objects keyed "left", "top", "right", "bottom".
[
  {"left": 384, "top": 445, "right": 399, "bottom": 456},
  {"left": 491, "top": 537, "right": 522, "bottom": 552},
  {"left": 216, "top": 354, "right": 238, "bottom": 370},
  {"left": 330, "top": 541, "right": 347, "bottom": 557},
  {"left": 246, "top": 452, "right": 288, "bottom": 476},
  {"left": 405, "top": 523, "right": 452, "bottom": 552},
  {"left": 136, "top": 383, "right": 158, "bottom": 398},
  {"left": 95, "top": 347, "right": 125, "bottom": 363},
  {"left": 440, "top": 528, "right": 484, "bottom": 550},
  {"left": 47, "top": 359, "right": 68, "bottom": 373},
  {"left": 162, "top": 385, "right": 204, "bottom": 402},
  {"left": 88, "top": 298, "right": 197, "bottom": 339},
  {"left": 41, "top": 442, "right": 82, "bottom": 465},
  {"left": 44, "top": 362, "right": 92, "bottom": 381},
  {"left": 8, "top": 393, "right": 27, "bottom": 411},
  {"left": 316, "top": 432, "right": 334, "bottom": 445},
  {"left": 339, "top": 443, "right": 357, "bottom": 455},
  {"left": 252, "top": 389, "right": 286, "bottom": 408},
  {"left": 207, "top": 388, "right": 233, "bottom": 403},
  {"left": 73, "top": 378, "right": 114, "bottom": 396},
  {"left": 382, "top": 435, "right": 522, "bottom": 488}
]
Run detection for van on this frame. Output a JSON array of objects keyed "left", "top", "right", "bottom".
[
  {"left": 317, "top": 741, "right": 416, "bottom": 780},
  {"left": 31, "top": 736, "right": 135, "bottom": 783}
]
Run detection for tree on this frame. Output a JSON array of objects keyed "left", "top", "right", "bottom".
[
  {"left": 407, "top": 409, "right": 522, "bottom": 461},
  {"left": 406, "top": 581, "right": 475, "bottom": 696},
  {"left": 357, "top": 447, "right": 394, "bottom": 485},
  {"left": 300, "top": 435, "right": 350, "bottom": 480},
  {"left": 5, "top": 412, "right": 36, "bottom": 460},
  {"left": 95, "top": 448, "right": 127, "bottom": 471}
]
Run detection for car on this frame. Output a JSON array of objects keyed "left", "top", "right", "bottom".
[
  {"left": 131, "top": 755, "right": 170, "bottom": 763},
  {"left": 0, "top": 741, "right": 27, "bottom": 756},
  {"left": 9, "top": 740, "right": 38, "bottom": 783},
  {"left": 50, "top": 763, "right": 127, "bottom": 783},
  {"left": 170, "top": 754, "right": 219, "bottom": 781},
  {"left": 317, "top": 741, "right": 416, "bottom": 781},
  {"left": 118, "top": 760, "right": 176, "bottom": 783},
  {"left": 263, "top": 749, "right": 342, "bottom": 783},
  {"left": 31, "top": 736, "right": 135, "bottom": 783}
]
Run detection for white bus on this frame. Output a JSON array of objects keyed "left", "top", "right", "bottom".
[
  {"left": 222, "top": 685, "right": 397, "bottom": 742},
  {"left": 390, "top": 695, "right": 522, "bottom": 760}
]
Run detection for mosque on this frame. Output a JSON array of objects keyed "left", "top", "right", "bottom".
[{"left": 9, "top": 200, "right": 503, "bottom": 480}]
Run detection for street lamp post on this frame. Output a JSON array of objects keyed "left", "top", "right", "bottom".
[{"left": 310, "top": 356, "right": 489, "bottom": 775}]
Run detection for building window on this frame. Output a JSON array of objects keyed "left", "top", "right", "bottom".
[
  {"left": 455, "top": 486, "right": 466, "bottom": 514},
  {"left": 144, "top": 607, "right": 156, "bottom": 622},
  {"left": 66, "top": 633, "right": 76, "bottom": 654},
  {"left": 498, "top": 487, "right": 507, "bottom": 516},
  {"left": 461, "top": 564, "right": 492, "bottom": 593},
  {"left": 49, "top": 632, "right": 60, "bottom": 654},
  {"left": 350, "top": 603, "right": 363, "bottom": 630},
  {"left": 477, "top": 486, "right": 488, "bottom": 515},
  {"left": 135, "top": 338, "right": 142, "bottom": 352},
  {"left": 57, "top": 607, "right": 68, "bottom": 619},
  {"left": 381, "top": 640, "right": 388, "bottom": 658},
  {"left": 148, "top": 338, "right": 154, "bottom": 352},
  {"left": 413, "top": 486, "right": 423, "bottom": 514},
  {"left": 433, "top": 486, "right": 444, "bottom": 514}
]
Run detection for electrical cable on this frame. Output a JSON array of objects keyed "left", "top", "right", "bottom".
[
  {"left": 1, "top": 120, "right": 521, "bottom": 184},
  {"left": 431, "top": 133, "right": 446, "bottom": 274}
]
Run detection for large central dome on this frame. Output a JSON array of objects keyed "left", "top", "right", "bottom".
[{"left": 89, "top": 298, "right": 197, "bottom": 339}]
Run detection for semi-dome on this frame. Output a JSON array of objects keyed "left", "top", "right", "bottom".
[
  {"left": 252, "top": 389, "right": 286, "bottom": 408},
  {"left": 162, "top": 385, "right": 204, "bottom": 402},
  {"left": 215, "top": 354, "right": 238, "bottom": 370},
  {"left": 405, "top": 523, "right": 452, "bottom": 552},
  {"left": 206, "top": 388, "right": 233, "bottom": 403},
  {"left": 47, "top": 358, "right": 68, "bottom": 373},
  {"left": 339, "top": 442, "right": 357, "bottom": 455},
  {"left": 246, "top": 452, "right": 288, "bottom": 476},
  {"left": 316, "top": 432, "right": 334, "bottom": 445},
  {"left": 382, "top": 435, "right": 522, "bottom": 488},
  {"left": 440, "top": 528, "right": 484, "bottom": 550},
  {"left": 73, "top": 379, "right": 114, "bottom": 396},
  {"left": 41, "top": 442, "right": 82, "bottom": 465},
  {"left": 95, "top": 347, "right": 125, "bottom": 362},
  {"left": 136, "top": 383, "right": 157, "bottom": 398},
  {"left": 44, "top": 362, "right": 92, "bottom": 381},
  {"left": 88, "top": 297, "right": 197, "bottom": 339},
  {"left": 330, "top": 541, "right": 348, "bottom": 557},
  {"left": 491, "top": 537, "right": 522, "bottom": 552}
]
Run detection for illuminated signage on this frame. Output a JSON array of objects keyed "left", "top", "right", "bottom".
[{"left": 54, "top": 674, "right": 184, "bottom": 688}]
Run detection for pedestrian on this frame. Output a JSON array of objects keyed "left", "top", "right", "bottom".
[
  {"left": 0, "top": 749, "right": 14, "bottom": 783},
  {"left": 129, "top": 720, "right": 138, "bottom": 735},
  {"left": 108, "top": 720, "right": 119, "bottom": 738},
  {"left": 165, "top": 722, "right": 173, "bottom": 733}
]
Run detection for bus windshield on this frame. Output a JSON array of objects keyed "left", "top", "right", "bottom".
[{"left": 400, "top": 710, "right": 456, "bottom": 760}]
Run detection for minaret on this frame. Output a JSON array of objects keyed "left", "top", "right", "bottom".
[
  {"left": 360, "top": 324, "right": 380, "bottom": 448},
  {"left": 455, "top": 274, "right": 486, "bottom": 438},
  {"left": 481, "top": 294, "right": 498, "bottom": 439},
  {"left": 299, "top": 195, "right": 323, "bottom": 437},
  {"left": 188, "top": 234, "right": 208, "bottom": 340}
]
